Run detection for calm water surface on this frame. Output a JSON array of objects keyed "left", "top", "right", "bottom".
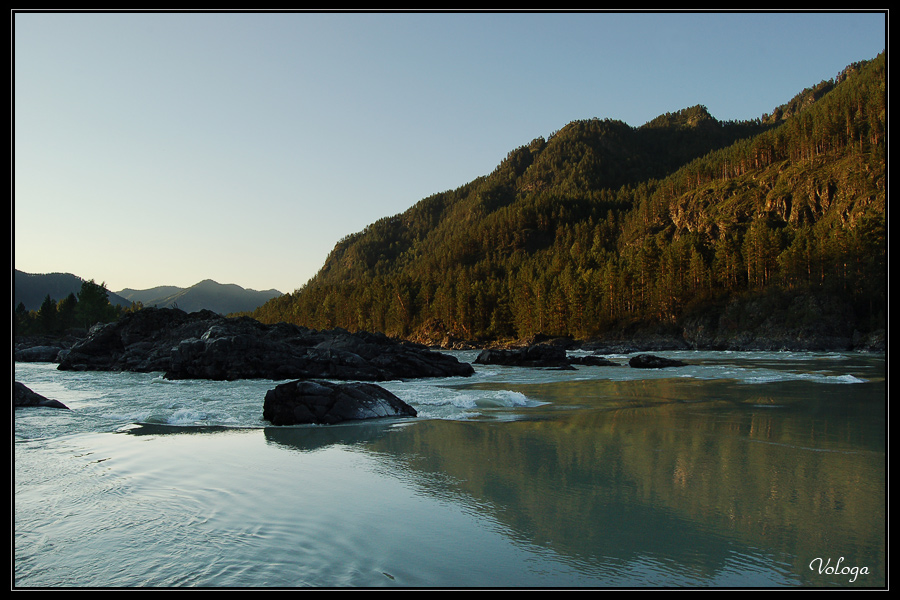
[{"left": 14, "top": 350, "right": 886, "bottom": 588}]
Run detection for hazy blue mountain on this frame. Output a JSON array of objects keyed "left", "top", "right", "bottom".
[
  {"left": 15, "top": 270, "right": 282, "bottom": 316},
  {"left": 115, "top": 279, "right": 283, "bottom": 315}
]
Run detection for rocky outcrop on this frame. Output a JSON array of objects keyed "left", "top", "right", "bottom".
[
  {"left": 14, "top": 382, "right": 69, "bottom": 409},
  {"left": 263, "top": 379, "right": 416, "bottom": 425},
  {"left": 56, "top": 307, "right": 474, "bottom": 381},
  {"left": 408, "top": 318, "right": 476, "bottom": 350}
]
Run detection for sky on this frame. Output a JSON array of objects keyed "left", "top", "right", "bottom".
[{"left": 13, "top": 10, "right": 887, "bottom": 295}]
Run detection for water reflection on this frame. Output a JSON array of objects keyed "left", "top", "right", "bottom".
[
  {"left": 365, "top": 376, "right": 886, "bottom": 587},
  {"left": 91, "top": 370, "right": 886, "bottom": 586}
]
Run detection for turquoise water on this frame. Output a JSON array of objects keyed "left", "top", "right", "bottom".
[{"left": 14, "top": 351, "right": 886, "bottom": 588}]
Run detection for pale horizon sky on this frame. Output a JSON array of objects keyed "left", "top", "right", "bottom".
[{"left": 13, "top": 10, "right": 887, "bottom": 295}]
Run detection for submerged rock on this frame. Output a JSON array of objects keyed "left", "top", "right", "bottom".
[
  {"left": 628, "top": 354, "right": 687, "bottom": 369},
  {"left": 14, "top": 382, "right": 69, "bottom": 409},
  {"left": 56, "top": 307, "right": 474, "bottom": 381},
  {"left": 263, "top": 379, "right": 417, "bottom": 426}
]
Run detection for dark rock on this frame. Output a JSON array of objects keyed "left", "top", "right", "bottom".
[
  {"left": 57, "top": 307, "right": 474, "bottom": 381},
  {"left": 628, "top": 354, "right": 687, "bottom": 369},
  {"left": 569, "top": 354, "right": 619, "bottom": 366},
  {"left": 14, "top": 333, "right": 84, "bottom": 363},
  {"left": 263, "top": 379, "right": 416, "bottom": 425},
  {"left": 14, "top": 382, "right": 69, "bottom": 409},
  {"left": 14, "top": 345, "right": 64, "bottom": 362},
  {"left": 474, "top": 344, "right": 574, "bottom": 369}
]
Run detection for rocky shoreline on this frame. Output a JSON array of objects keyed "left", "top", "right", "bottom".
[
  {"left": 14, "top": 308, "right": 472, "bottom": 424},
  {"left": 408, "top": 290, "right": 887, "bottom": 354},
  {"left": 43, "top": 307, "right": 475, "bottom": 381},
  {"left": 416, "top": 327, "right": 886, "bottom": 355},
  {"left": 14, "top": 306, "right": 886, "bottom": 371},
  {"left": 13, "top": 306, "right": 884, "bottom": 425}
]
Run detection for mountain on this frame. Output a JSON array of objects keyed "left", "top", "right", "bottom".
[
  {"left": 14, "top": 270, "right": 283, "bottom": 316},
  {"left": 247, "top": 53, "right": 885, "bottom": 347},
  {"left": 14, "top": 270, "right": 132, "bottom": 310},
  {"left": 116, "top": 279, "right": 283, "bottom": 315},
  {"left": 117, "top": 285, "right": 184, "bottom": 304}
]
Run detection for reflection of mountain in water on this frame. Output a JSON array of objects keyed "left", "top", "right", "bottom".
[
  {"left": 364, "top": 377, "right": 886, "bottom": 586},
  {"left": 108, "top": 365, "right": 886, "bottom": 586}
]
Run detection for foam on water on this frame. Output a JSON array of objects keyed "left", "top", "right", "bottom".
[
  {"left": 739, "top": 370, "right": 867, "bottom": 385},
  {"left": 382, "top": 377, "right": 538, "bottom": 421}
]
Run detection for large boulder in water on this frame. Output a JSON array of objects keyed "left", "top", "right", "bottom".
[
  {"left": 263, "top": 379, "right": 416, "bottom": 425},
  {"left": 57, "top": 307, "right": 474, "bottom": 381}
]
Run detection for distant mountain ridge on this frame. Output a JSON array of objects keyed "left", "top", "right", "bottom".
[
  {"left": 14, "top": 270, "right": 132, "bottom": 311},
  {"left": 14, "top": 270, "right": 282, "bottom": 316},
  {"left": 116, "top": 279, "right": 283, "bottom": 315}
]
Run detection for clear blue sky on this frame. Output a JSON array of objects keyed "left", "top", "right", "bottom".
[{"left": 13, "top": 10, "right": 886, "bottom": 295}]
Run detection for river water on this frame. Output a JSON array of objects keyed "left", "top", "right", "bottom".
[{"left": 14, "top": 350, "right": 886, "bottom": 588}]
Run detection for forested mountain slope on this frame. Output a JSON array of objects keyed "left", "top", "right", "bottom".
[{"left": 249, "top": 53, "right": 885, "bottom": 348}]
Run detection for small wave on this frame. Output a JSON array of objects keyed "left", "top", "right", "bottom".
[
  {"left": 740, "top": 370, "right": 867, "bottom": 385},
  {"left": 411, "top": 389, "right": 529, "bottom": 410},
  {"left": 137, "top": 408, "right": 211, "bottom": 425},
  {"left": 168, "top": 408, "right": 209, "bottom": 425},
  {"left": 817, "top": 373, "right": 867, "bottom": 384},
  {"left": 475, "top": 390, "right": 529, "bottom": 408}
]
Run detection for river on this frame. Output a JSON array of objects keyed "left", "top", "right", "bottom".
[{"left": 14, "top": 350, "right": 886, "bottom": 588}]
